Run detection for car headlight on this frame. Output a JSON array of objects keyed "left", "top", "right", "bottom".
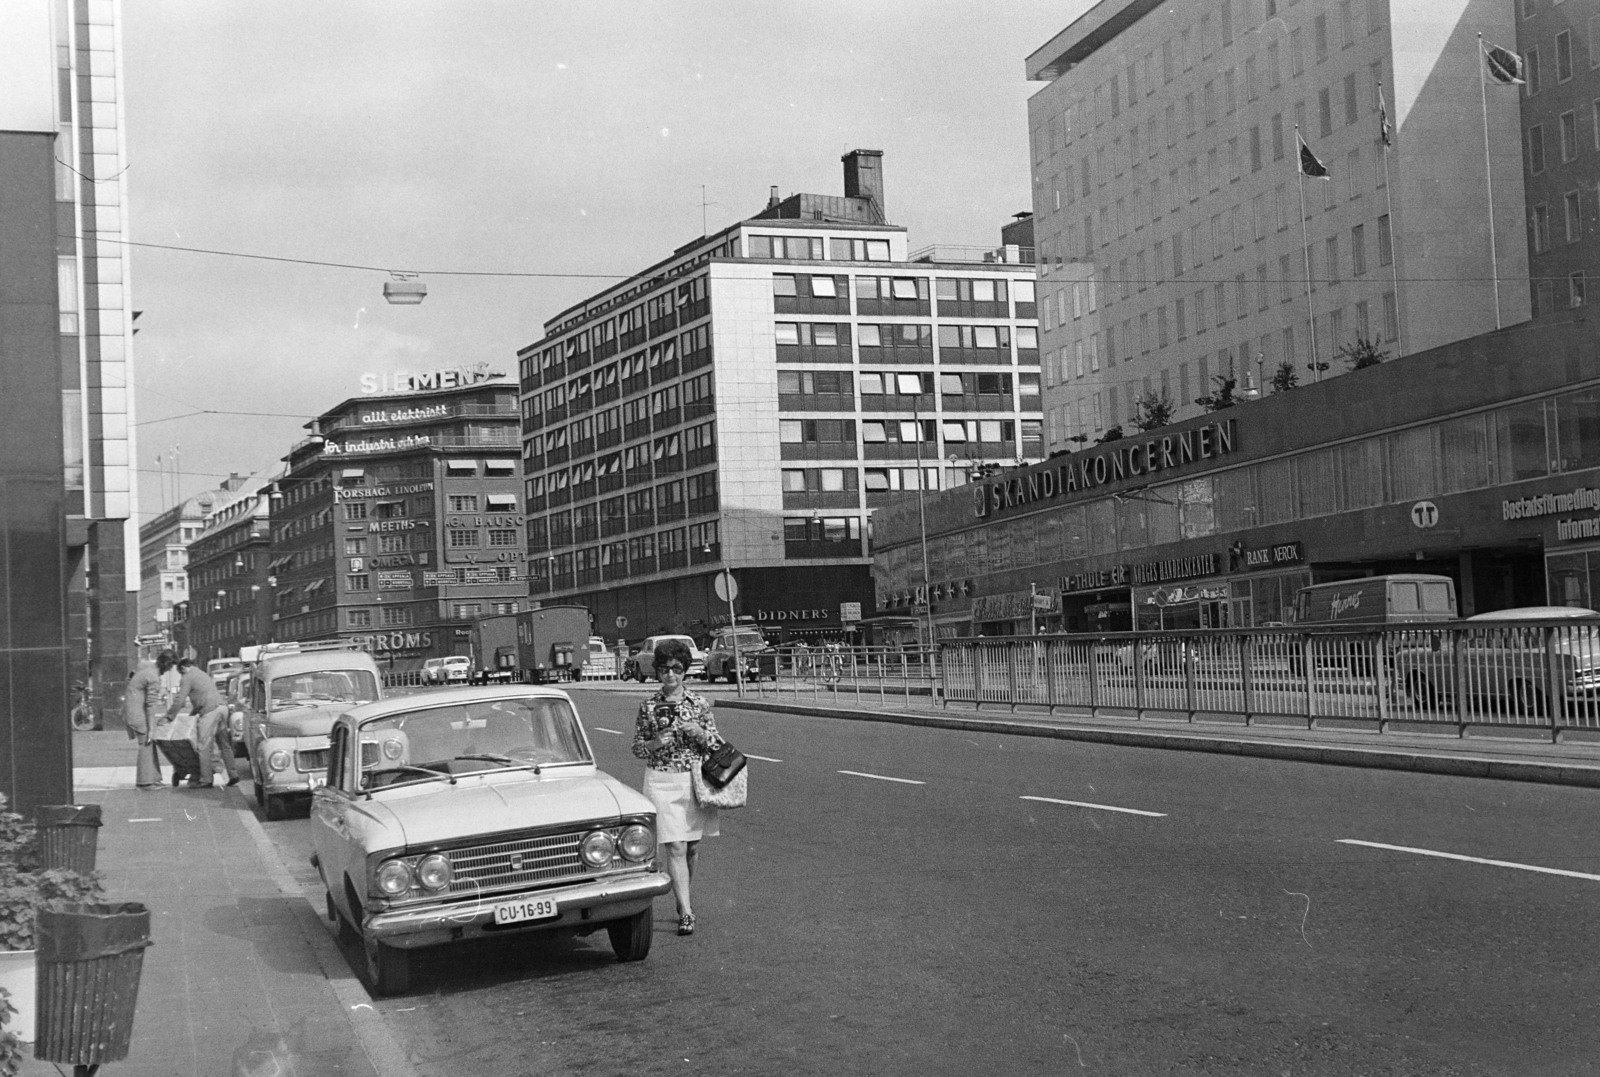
[
  {"left": 267, "top": 750, "right": 291, "bottom": 772},
  {"left": 376, "top": 859, "right": 413, "bottom": 895},
  {"left": 382, "top": 737, "right": 404, "bottom": 760},
  {"left": 416, "top": 854, "right": 453, "bottom": 890},
  {"left": 580, "top": 830, "right": 616, "bottom": 868},
  {"left": 618, "top": 824, "right": 655, "bottom": 861}
]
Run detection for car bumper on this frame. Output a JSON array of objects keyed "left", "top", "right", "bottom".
[
  {"left": 364, "top": 870, "right": 672, "bottom": 949},
  {"left": 258, "top": 736, "right": 329, "bottom": 795}
]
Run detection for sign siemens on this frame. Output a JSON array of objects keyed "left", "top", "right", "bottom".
[
  {"left": 359, "top": 362, "right": 506, "bottom": 395},
  {"left": 974, "top": 419, "right": 1237, "bottom": 519}
]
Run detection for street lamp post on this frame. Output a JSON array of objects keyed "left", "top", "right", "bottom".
[{"left": 913, "top": 405, "right": 936, "bottom": 657}]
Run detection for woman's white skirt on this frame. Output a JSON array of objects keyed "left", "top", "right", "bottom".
[{"left": 643, "top": 768, "right": 720, "bottom": 843}]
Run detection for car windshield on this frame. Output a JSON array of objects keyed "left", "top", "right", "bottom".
[
  {"left": 270, "top": 670, "right": 379, "bottom": 708},
  {"left": 356, "top": 696, "right": 592, "bottom": 791}
]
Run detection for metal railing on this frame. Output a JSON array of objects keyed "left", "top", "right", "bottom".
[
  {"left": 747, "top": 645, "right": 940, "bottom": 706},
  {"left": 938, "top": 618, "right": 1600, "bottom": 737}
]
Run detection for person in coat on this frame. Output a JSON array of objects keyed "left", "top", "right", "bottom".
[{"left": 124, "top": 651, "right": 175, "bottom": 789}]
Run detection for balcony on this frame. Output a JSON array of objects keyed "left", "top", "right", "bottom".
[{"left": 908, "top": 243, "right": 1034, "bottom": 265}]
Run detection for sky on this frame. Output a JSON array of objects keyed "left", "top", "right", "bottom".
[{"left": 122, "top": 1, "right": 1090, "bottom": 518}]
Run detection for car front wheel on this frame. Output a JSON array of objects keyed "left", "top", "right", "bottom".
[
  {"left": 607, "top": 908, "right": 653, "bottom": 962},
  {"left": 362, "top": 936, "right": 410, "bottom": 995}
]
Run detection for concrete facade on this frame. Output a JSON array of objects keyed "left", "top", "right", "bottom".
[
  {"left": 1517, "top": 0, "right": 1600, "bottom": 318},
  {"left": 1027, "top": 0, "right": 1530, "bottom": 452}
]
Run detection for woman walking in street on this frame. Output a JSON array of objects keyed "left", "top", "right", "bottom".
[{"left": 632, "top": 637, "right": 723, "bottom": 936}]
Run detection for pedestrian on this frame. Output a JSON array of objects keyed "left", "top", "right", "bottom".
[
  {"left": 631, "top": 636, "right": 723, "bottom": 937},
  {"left": 124, "top": 651, "right": 174, "bottom": 789},
  {"left": 164, "top": 657, "right": 233, "bottom": 789}
]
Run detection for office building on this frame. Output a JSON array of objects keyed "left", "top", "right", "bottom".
[
  {"left": 136, "top": 476, "right": 253, "bottom": 654},
  {"left": 1516, "top": 0, "right": 1600, "bottom": 318},
  {"left": 272, "top": 373, "right": 523, "bottom": 672},
  {"left": 1025, "top": 0, "right": 1530, "bottom": 451},
  {"left": 518, "top": 152, "right": 1042, "bottom": 644},
  {"left": 180, "top": 475, "right": 275, "bottom": 663}
]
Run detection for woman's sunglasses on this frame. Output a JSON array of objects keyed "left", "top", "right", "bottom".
[{"left": 660, "top": 663, "right": 687, "bottom": 674}]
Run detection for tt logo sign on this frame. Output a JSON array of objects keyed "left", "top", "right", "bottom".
[{"left": 1411, "top": 500, "right": 1439, "bottom": 529}]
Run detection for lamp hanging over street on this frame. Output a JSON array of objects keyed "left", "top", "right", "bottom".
[{"left": 382, "top": 271, "right": 427, "bottom": 305}]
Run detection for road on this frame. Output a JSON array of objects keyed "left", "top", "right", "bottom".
[{"left": 257, "top": 684, "right": 1600, "bottom": 1075}]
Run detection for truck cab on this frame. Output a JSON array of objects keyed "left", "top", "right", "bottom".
[{"left": 243, "top": 642, "right": 382, "bottom": 820}]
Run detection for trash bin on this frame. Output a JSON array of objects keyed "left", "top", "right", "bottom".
[
  {"left": 35, "top": 805, "right": 102, "bottom": 874},
  {"left": 33, "top": 903, "right": 151, "bottom": 1069}
]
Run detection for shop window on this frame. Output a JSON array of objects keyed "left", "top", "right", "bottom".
[
  {"left": 1556, "top": 389, "right": 1600, "bottom": 472},
  {"left": 1495, "top": 401, "right": 1551, "bottom": 482}
]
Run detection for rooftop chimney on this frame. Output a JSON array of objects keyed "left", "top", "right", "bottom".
[
  {"left": 767, "top": 185, "right": 781, "bottom": 208},
  {"left": 841, "top": 149, "right": 885, "bottom": 224}
]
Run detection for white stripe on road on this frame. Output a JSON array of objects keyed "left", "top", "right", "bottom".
[
  {"left": 591, "top": 727, "right": 625, "bottom": 735},
  {"left": 838, "top": 770, "right": 925, "bottom": 785},
  {"left": 1338, "top": 839, "right": 1600, "bottom": 883},
  {"left": 745, "top": 754, "right": 783, "bottom": 763},
  {"left": 1020, "top": 795, "right": 1166, "bottom": 818}
]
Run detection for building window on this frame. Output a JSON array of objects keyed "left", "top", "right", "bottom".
[
  {"left": 1572, "top": 271, "right": 1587, "bottom": 308},
  {"left": 1561, "top": 111, "right": 1578, "bottom": 163},
  {"left": 1318, "top": 88, "right": 1333, "bottom": 137},
  {"left": 381, "top": 607, "right": 411, "bottom": 627},
  {"left": 1352, "top": 224, "right": 1367, "bottom": 275},
  {"left": 344, "top": 503, "right": 367, "bottom": 521},
  {"left": 448, "top": 495, "right": 478, "bottom": 512},
  {"left": 1382, "top": 292, "right": 1398, "bottom": 342},
  {"left": 1533, "top": 203, "right": 1551, "bottom": 253},
  {"left": 1557, "top": 30, "right": 1573, "bottom": 83},
  {"left": 453, "top": 603, "right": 483, "bottom": 619},
  {"left": 375, "top": 500, "right": 407, "bottom": 519},
  {"left": 492, "top": 601, "right": 519, "bottom": 616},
  {"left": 1377, "top": 214, "right": 1394, "bottom": 265},
  {"left": 378, "top": 535, "right": 408, "bottom": 554},
  {"left": 348, "top": 609, "right": 372, "bottom": 628},
  {"left": 1527, "top": 46, "right": 1541, "bottom": 95},
  {"left": 488, "top": 529, "right": 519, "bottom": 547},
  {"left": 1567, "top": 190, "right": 1583, "bottom": 242},
  {"left": 344, "top": 538, "right": 366, "bottom": 555},
  {"left": 346, "top": 574, "right": 370, "bottom": 591},
  {"left": 448, "top": 529, "right": 478, "bottom": 548}
]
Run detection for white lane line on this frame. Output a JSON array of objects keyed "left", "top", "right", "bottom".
[
  {"left": 745, "top": 754, "right": 783, "bottom": 763},
  {"left": 1021, "top": 795, "right": 1166, "bottom": 818},
  {"left": 838, "top": 769, "right": 925, "bottom": 785},
  {"left": 592, "top": 727, "right": 625, "bottom": 735},
  {"left": 1338, "top": 839, "right": 1600, "bottom": 883}
]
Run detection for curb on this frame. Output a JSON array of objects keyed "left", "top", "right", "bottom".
[{"left": 717, "top": 698, "right": 1600, "bottom": 788}]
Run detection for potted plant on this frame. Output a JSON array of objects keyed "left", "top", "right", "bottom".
[{"left": 0, "top": 795, "right": 102, "bottom": 1066}]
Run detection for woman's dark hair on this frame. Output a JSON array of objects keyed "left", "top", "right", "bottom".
[{"left": 653, "top": 637, "right": 693, "bottom": 671}]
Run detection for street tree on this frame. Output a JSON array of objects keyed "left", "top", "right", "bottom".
[
  {"left": 1338, "top": 335, "right": 1391, "bottom": 371},
  {"left": 1271, "top": 361, "right": 1299, "bottom": 392},
  {"left": 1094, "top": 425, "right": 1125, "bottom": 444}
]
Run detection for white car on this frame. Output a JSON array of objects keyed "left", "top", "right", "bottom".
[
  {"left": 422, "top": 656, "right": 472, "bottom": 685},
  {"left": 309, "top": 686, "right": 670, "bottom": 994}
]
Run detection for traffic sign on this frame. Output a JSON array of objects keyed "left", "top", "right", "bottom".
[
  {"left": 1410, "top": 500, "right": 1439, "bottom": 529},
  {"left": 714, "top": 570, "right": 739, "bottom": 602},
  {"left": 840, "top": 601, "right": 862, "bottom": 623},
  {"left": 615, "top": 615, "right": 628, "bottom": 629}
]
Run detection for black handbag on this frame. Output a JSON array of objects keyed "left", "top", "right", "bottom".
[{"left": 700, "top": 740, "right": 747, "bottom": 789}]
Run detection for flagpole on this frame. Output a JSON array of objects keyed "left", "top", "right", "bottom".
[
  {"left": 1295, "top": 126, "right": 1320, "bottom": 381},
  {"left": 1380, "top": 82, "right": 1404, "bottom": 356},
  {"left": 1478, "top": 32, "right": 1503, "bottom": 329}
]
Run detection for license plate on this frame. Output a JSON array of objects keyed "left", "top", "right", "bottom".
[{"left": 493, "top": 897, "right": 558, "bottom": 925}]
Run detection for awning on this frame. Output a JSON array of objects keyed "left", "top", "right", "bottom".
[
  {"left": 486, "top": 495, "right": 518, "bottom": 511},
  {"left": 304, "top": 579, "right": 327, "bottom": 594},
  {"left": 446, "top": 460, "right": 477, "bottom": 472},
  {"left": 341, "top": 468, "right": 366, "bottom": 479},
  {"left": 484, "top": 459, "right": 517, "bottom": 473}
]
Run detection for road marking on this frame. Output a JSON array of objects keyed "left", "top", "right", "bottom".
[
  {"left": 591, "top": 727, "right": 625, "bottom": 735},
  {"left": 1337, "top": 839, "right": 1600, "bottom": 883},
  {"left": 1020, "top": 796, "right": 1166, "bottom": 818},
  {"left": 745, "top": 754, "right": 782, "bottom": 763},
  {"left": 838, "top": 770, "right": 924, "bottom": 785},
  {"left": 127, "top": 818, "right": 163, "bottom": 823}
]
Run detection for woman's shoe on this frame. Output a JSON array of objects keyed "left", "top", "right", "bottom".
[
  {"left": 677, "top": 913, "right": 696, "bottom": 936},
  {"left": 171, "top": 772, "right": 182, "bottom": 787}
]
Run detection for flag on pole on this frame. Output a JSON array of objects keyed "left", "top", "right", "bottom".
[
  {"left": 1482, "top": 40, "right": 1525, "bottom": 84},
  {"left": 1297, "top": 133, "right": 1330, "bottom": 179},
  {"left": 1378, "top": 84, "right": 1391, "bottom": 147}
]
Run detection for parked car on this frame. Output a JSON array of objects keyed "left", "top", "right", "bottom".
[
  {"left": 1287, "top": 574, "right": 1459, "bottom": 676},
  {"left": 309, "top": 685, "right": 671, "bottom": 995},
  {"left": 584, "top": 637, "right": 617, "bottom": 678},
  {"left": 1392, "top": 606, "right": 1600, "bottom": 715},
  {"left": 628, "top": 635, "right": 705, "bottom": 681},
  {"left": 242, "top": 644, "right": 383, "bottom": 821},
  {"left": 422, "top": 656, "right": 472, "bottom": 685},
  {"left": 702, "top": 626, "right": 772, "bottom": 682}
]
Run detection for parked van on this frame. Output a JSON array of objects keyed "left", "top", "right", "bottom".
[{"left": 1292, "top": 574, "right": 1457, "bottom": 626}]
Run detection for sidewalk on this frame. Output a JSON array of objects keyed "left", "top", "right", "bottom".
[
  {"left": 19, "top": 732, "right": 413, "bottom": 1077},
  {"left": 716, "top": 689, "right": 1600, "bottom": 787}
]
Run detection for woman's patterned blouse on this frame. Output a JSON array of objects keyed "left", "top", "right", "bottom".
[{"left": 631, "top": 690, "right": 724, "bottom": 772}]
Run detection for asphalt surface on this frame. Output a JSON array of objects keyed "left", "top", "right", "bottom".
[{"left": 256, "top": 685, "right": 1600, "bottom": 1076}]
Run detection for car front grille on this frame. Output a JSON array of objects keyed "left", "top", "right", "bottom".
[
  {"left": 445, "top": 832, "right": 585, "bottom": 894},
  {"left": 296, "top": 749, "right": 330, "bottom": 773}
]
